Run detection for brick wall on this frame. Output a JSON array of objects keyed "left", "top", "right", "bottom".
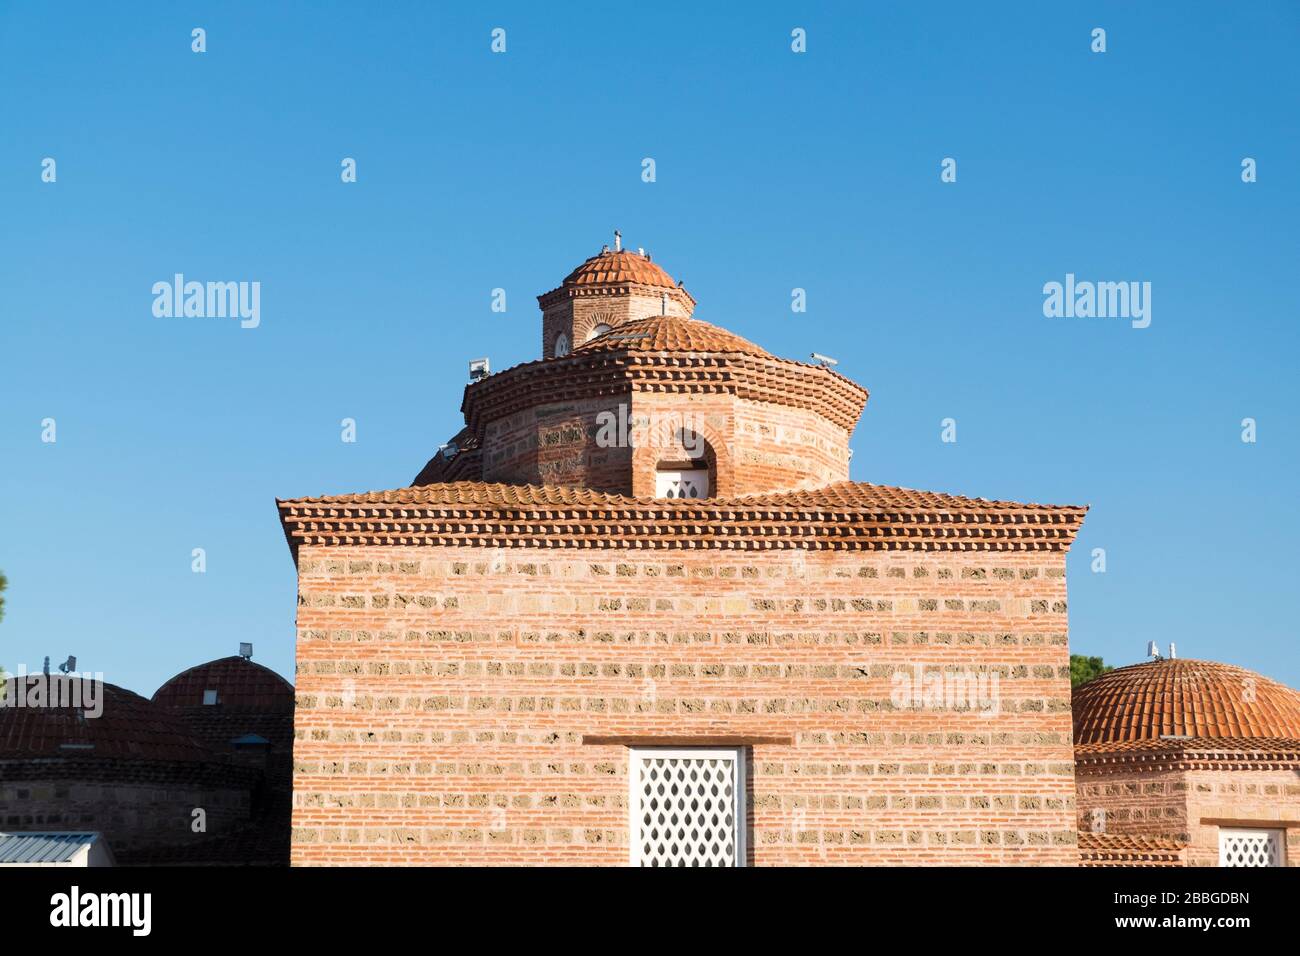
[
  {"left": 0, "top": 759, "right": 255, "bottom": 855},
  {"left": 480, "top": 395, "right": 632, "bottom": 491},
  {"left": 727, "top": 398, "right": 850, "bottom": 494},
  {"left": 290, "top": 546, "right": 1077, "bottom": 865},
  {"left": 1075, "top": 764, "right": 1300, "bottom": 867},
  {"left": 1075, "top": 768, "right": 1188, "bottom": 839},
  {"left": 1184, "top": 768, "right": 1300, "bottom": 866},
  {"left": 542, "top": 288, "right": 693, "bottom": 358},
  {"left": 479, "top": 392, "right": 849, "bottom": 497}
]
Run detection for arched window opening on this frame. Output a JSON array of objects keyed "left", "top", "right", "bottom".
[{"left": 586, "top": 322, "right": 613, "bottom": 343}]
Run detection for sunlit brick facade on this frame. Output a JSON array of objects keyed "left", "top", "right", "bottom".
[{"left": 278, "top": 243, "right": 1089, "bottom": 865}]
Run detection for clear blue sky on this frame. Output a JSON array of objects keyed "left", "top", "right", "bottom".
[{"left": 2, "top": 2, "right": 1297, "bottom": 693}]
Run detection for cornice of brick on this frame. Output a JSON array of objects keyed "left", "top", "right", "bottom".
[
  {"left": 460, "top": 350, "right": 870, "bottom": 434},
  {"left": 1074, "top": 736, "right": 1300, "bottom": 773},
  {"left": 537, "top": 282, "right": 697, "bottom": 310},
  {"left": 276, "top": 480, "right": 1087, "bottom": 559}
]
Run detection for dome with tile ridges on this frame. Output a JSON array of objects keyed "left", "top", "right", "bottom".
[
  {"left": 574, "top": 314, "right": 770, "bottom": 357},
  {"left": 562, "top": 248, "right": 679, "bottom": 290},
  {"left": 1072, "top": 658, "right": 1300, "bottom": 745},
  {"left": 153, "top": 656, "right": 294, "bottom": 712},
  {"left": 0, "top": 677, "right": 211, "bottom": 761}
]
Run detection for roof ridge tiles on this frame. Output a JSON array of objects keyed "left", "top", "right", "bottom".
[{"left": 277, "top": 480, "right": 1087, "bottom": 557}]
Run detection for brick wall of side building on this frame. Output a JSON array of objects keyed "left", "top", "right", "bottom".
[
  {"left": 1183, "top": 768, "right": 1300, "bottom": 867},
  {"left": 1074, "top": 768, "right": 1189, "bottom": 840},
  {"left": 0, "top": 761, "right": 256, "bottom": 856},
  {"left": 289, "top": 546, "right": 1077, "bottom": 865}
]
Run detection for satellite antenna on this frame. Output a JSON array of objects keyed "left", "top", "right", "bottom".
[
  {"left": 239, "top": 642, "right": 253, "bottom": 660},
  {"left": 1168, "top": 642, "right": 1177, "bottom": 659},
  {"left": 810, "top": 352, "right": 839, "bottom": 368},
  {"left": 469, "top": 358, "right": 490, "bottom": 383},
  {"left": 1146, "top": 640, "right": 1161, "bottom": 661},
  {"left": 58, "top": 655, "right": 76, "bottom": 674}
]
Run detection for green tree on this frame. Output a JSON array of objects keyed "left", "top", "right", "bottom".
[{"left": 1070, "top": 654, "right": 1112, "bottom": 689}]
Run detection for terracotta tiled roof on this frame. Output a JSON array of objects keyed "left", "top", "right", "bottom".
[
  {"left": 277, "top": 479, "right": 1087, "bottom": 555},
  {"left": 562, "top": 249, "right": 679, "bottom": 290},
  {"left": 575, "top": 315, "right": 768, "bottom": 356},
  {"left": 1072, "top": 658, "right": 1300, "bottom": 745},
  {"left": 0, "top": 677, "right": 211, "bottom": 762},
  {"left": 284, "top": 480, "right": 1077, "bottom": 511},
  {"left": 462, "top": 343, "right": 870, "bottom": 433},
  {"left": 153, "top": 657, "right": 294, "bottom": 712},
  {"left": 1078, "top": 832, "right": 1186, "bottom": 867},
  {"left": 412, "top": 428, "right": 481, "bottom": 486}
]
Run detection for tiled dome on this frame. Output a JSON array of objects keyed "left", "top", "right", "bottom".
[
  {"left": 574, "top": 314, "right": 769, "bottom": 356},
  {"left": 562, "top": 249, "right": 679, "bottom": 290},
  {"left": 153, "top": 656, "right": 294, "bottom": 712},
  {"left": 1072, "top": 658, "right": 1300, "bottom": 745},
  {"left": 0, "top": 677, "right": 211, "bottom": 761}
]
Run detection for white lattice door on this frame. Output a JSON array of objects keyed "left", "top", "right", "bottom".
[
  {"left": 1218, "top": 828, "right": 1285, "bottom": 867},
  {"left": 630, "top": 748, "right": 746, "bottom": 866}
]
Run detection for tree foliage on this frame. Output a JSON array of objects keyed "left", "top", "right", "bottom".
[{"left": 1070, "top": 654, "right": 1112, "bottom": 689}]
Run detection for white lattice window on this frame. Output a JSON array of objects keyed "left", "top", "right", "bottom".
[
  {"left": 630, "top": 748, "right": 745, "bottom": 867},
  {"left": 655, "top": 468, "right": 708, "bottom": 499},
  {"left": 553, "top": 332, "right": 570, "bottom": 357},
  {"left": 1218, "top": 828, "right": 1285, "bottom": 867}
]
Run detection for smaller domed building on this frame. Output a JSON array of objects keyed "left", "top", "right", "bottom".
[
  {"left": 0, "top": 675, "right": 261, "bottom": 862},
  {"left": 0, "top": 650, "right": 293, "bottom": 866},
  {"left": 149, "top": 654, "right": 294, "bottom": 864},
  {"left": 1074, "top": 657, "right": 1300, "bottom": 867}
]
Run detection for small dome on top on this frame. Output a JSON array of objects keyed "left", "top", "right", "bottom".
[
  {"left": 574, "top": 314, "right": 770, "bottom": 357},
  {"left": 1073, "top": 658, "right": 1300, "bottom": 745},
  {"left": 563, "top": 248, "right": 679, "bottom": 290},
  {"left": 153, "top": 656, "right": 294, "bottom": 712}
]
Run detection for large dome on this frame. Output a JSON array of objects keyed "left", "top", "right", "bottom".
[
  {"left": 153, "top": 656, "right": 294, "bottom": 712},
  {"left": 0, "top": 676, "right": 211, "bottom": 761},
  {"left": 562, "top": 248, "right": 679, "bottom": 290},
  {"left": 1073, "top": 658, "right": 1300, "bottom": 745}
]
